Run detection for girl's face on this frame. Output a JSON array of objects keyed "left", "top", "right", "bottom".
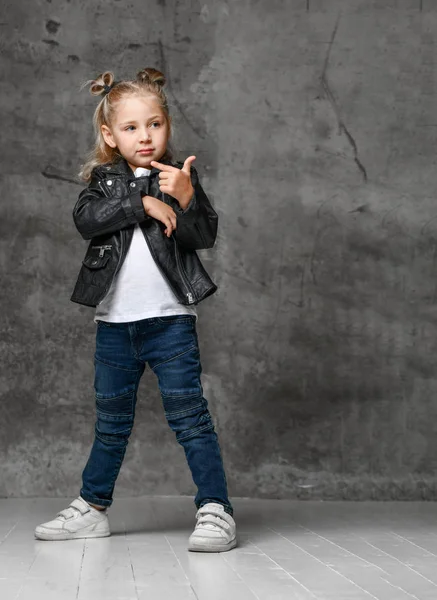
[{"left": 101, "top": 94, "right": 170, "bottom": 172}]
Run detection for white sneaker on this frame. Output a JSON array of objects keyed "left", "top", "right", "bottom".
[
  {"left": 34, "top": 497, "right": 111, "bottom": 541},
  {"left": 188, "top": 502, "right": 237, "bottom": 552}
]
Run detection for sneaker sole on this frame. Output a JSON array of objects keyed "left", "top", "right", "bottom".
[
  {"left": 188, "top": 536, "right": 237, "bottom": 553},
  {"left": 34, "top": 529, "right": 111, "bottom": 541}
]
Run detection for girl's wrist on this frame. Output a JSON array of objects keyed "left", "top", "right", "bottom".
[
  {"left": 142, "top": 195, "right": 153, "bottom": 212},
  {"left": 178, "top": 186, "right": 194, "bottom": 210}
]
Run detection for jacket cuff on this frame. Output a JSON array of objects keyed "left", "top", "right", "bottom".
[
  {"left": 180, "top": 190, "right": 197, "bottom": 215},
  {"left": 122, "top": 190, "right": 147, "bottom": 222}
]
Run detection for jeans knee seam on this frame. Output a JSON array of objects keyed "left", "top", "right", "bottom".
[
  {"left": 177, "top": 421, "right": 214, "bottom": 443},
  {"left": 94, "top": 356, "right": 141, "bottom": 373}
]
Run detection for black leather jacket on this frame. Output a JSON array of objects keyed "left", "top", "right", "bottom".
[{"left": 70, "top": 158, "right": 218, "bottom": 308}]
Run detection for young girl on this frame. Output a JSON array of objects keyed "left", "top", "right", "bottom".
[{"left": 35, "top": 67, "right": 237, "bottom": 553}]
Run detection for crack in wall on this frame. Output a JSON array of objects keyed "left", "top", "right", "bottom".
[
  {"left": 41, "top": 165, "right": 81, "bottom": 186},
  {"left": 320, "top": 13, "right": 368, "bottom": 183}
]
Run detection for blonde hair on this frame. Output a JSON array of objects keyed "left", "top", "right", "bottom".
[{"left": 79, "top": 67, "right": 174, "bottom": 181}]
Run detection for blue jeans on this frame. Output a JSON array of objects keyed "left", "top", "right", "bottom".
[{"left": 80, "top": 314, "right": 233, "bottom": 517}]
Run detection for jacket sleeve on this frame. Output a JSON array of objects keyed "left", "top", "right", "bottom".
[
  {"left": 72, "top": 172, "right": 149, "bottom": 240},
  {"left": 171, "top": 166, "right": 218, "bottom": 250}
]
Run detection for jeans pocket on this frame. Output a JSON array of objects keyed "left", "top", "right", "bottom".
[{"left": 156, "top": 315, "right": 195, "bottom": 325}]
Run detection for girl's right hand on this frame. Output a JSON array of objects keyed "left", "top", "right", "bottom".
[{"left": 141, "top": 195, "right": 177, "bottom": 237}]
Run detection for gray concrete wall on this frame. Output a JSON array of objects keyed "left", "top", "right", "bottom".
[{"left": 2, "top": 0, "right": 437, "bottom": 501}]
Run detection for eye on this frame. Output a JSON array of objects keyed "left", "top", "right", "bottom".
[
  {"left": 151, "top": 121, "right": 161, "bottom": 128},
  {"left": 125, "top": 125, "right": 135, "bottom": 131}
]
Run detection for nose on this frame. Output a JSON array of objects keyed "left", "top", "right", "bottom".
[{"left": 139, "top": 127, "right": 152, "bottom": 142}]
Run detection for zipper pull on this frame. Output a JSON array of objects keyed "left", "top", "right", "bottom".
[
  {"left": 92, "top": 245, "right": 112, "bottom": 257},
  {"left": 187, "top": 292, "right": 194, "bottom": 304}
]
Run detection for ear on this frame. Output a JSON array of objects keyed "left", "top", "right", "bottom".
[{"left": 101, "top": 124, "right": 117, "bottom": 149}]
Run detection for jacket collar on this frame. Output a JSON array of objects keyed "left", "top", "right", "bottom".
[{"left": 98, "top": 157, "right": 174, "bottom": 178}]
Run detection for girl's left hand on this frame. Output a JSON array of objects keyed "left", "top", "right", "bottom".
[{"left": 150, "top": 156, "right": 196, "bottom": 209}]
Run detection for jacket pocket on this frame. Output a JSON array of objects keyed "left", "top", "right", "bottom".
[{"left": 82, "top": 254, "right": 111, "bottom": 269}]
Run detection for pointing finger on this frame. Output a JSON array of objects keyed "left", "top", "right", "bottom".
[{"left": 150, "top": 160, "right": 176, "bottom": 172}]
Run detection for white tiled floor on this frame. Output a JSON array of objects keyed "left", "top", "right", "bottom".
[{"left": 1, "top": 497, "right": 437, "bottom": 599}]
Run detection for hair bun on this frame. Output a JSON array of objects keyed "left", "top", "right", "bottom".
[
  {"left": 136, "top": 68, "right": 166, "bottom": 88},
  {"left": 87, "top": 71, "right": 115, "bottom": 96}
]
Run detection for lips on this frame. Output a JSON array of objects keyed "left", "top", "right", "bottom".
[{"left": 138, "top": 149, "right": 154, "bottom": 154}]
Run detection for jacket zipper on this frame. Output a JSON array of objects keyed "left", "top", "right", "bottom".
[
  {"left": 141, "top": 226, "right": 195, "bottom": 305},
  {"left": 161, "top": 192, "right": 195, "bottom": 303},
  {"left": 91, "top": 244, "right": 112, "bottom": 257},
  {"left": 96, "top": 233, "right": 124, "bottom": 306},
  {"left": 172, "top": 236, "right": 195, "bottom": 304}
]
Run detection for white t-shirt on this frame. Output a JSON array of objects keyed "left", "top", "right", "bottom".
[{"left": 94, "top": 167, "right": 197, "bottom": 323}]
